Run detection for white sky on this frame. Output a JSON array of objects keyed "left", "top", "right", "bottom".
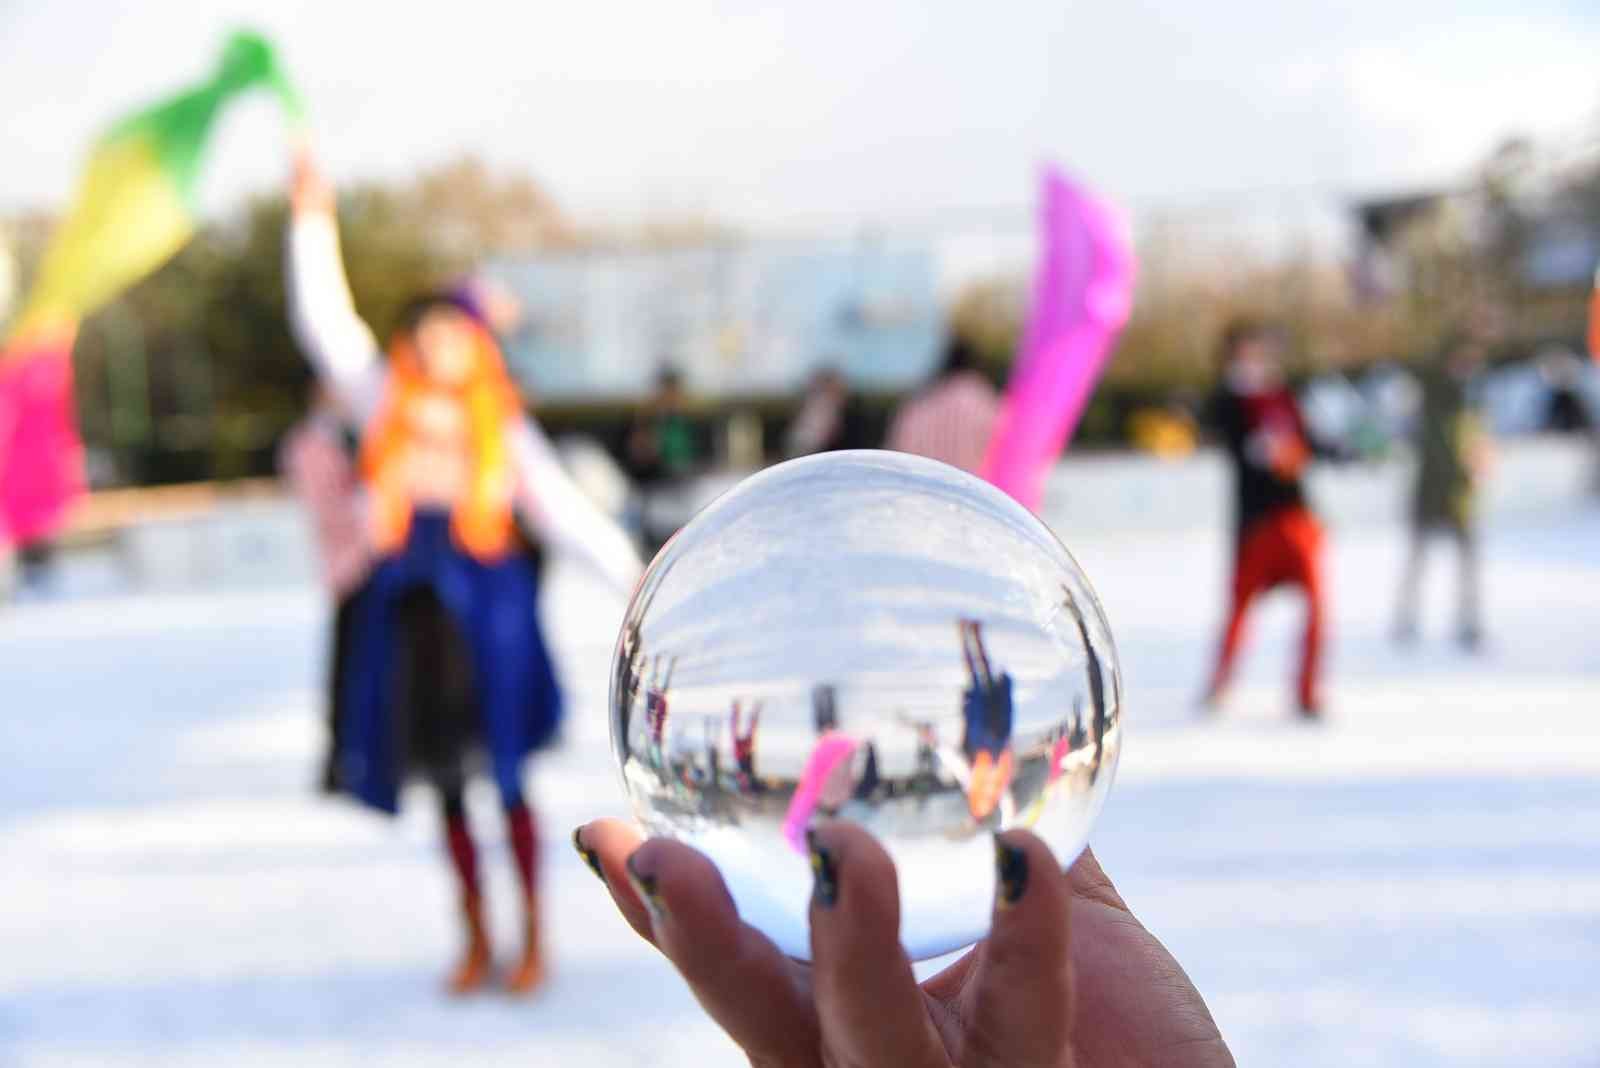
[{"left": 1, "top": 0, "right": 1597, "bottom": 233}]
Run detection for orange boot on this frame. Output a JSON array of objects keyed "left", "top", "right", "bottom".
[
  {"left": 503, "top": 893, "right": 546, "bottom": 995},
  {"left": 445, "top": 893, "right": 493, "bottom": 995}
]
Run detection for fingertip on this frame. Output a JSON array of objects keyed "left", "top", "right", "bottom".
[
  {"left": 575, "top": 818, "right": 654, "bottom": 944},
  {"left": 571, "top": 824, "right": 606, "bottom": 883},
  {"left": 993, "top": 832, "right": 1031, "bottom": 912},
  {"left": 992, "top": 829, "right": 1068, "bottom": 917},
  {"left": 617, "top": 841, "right": 820, "bottom": 1063},
  {"left": 805, "top": 820, "right": 897, "bottom": 919},
  {"left": 622, "top": 837, "right": 743, "bottom": 957},
  {"left": 986, "top": 830, "right": 1073, "bottom": 974},
  {"left": 804, "top": 826, "right": 840, "bottom": 910},
  {"left": 804, "top": 822, "right": 906, "bottom": 967},
  {"left": 576, "top": 818, "right": 643, "bottom": 884}
]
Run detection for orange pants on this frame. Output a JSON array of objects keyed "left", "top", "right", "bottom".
[{"left": 1210, "top": 506, "right": 1325, "bottom": 711}]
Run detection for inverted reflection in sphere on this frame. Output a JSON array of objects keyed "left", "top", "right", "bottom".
[{"left": 610, "top": 451, "right": 1122, "bottom": 961}]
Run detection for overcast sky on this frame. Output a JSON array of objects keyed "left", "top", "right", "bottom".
[{"left": 2, "top": 0, "right": 1597, "bottom": 232}]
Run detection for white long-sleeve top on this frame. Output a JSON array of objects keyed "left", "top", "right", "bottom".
[{"left": 286, "top": 211, "right": 642, "bottom": 596}]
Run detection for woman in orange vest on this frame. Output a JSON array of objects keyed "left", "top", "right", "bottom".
[{"left": 285, "top": 150, "right": 638, "bottom": 997}]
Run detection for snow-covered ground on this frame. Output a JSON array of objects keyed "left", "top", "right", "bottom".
[{"left": 3, "top": 475, "right": 1598, "bottom": 1066}]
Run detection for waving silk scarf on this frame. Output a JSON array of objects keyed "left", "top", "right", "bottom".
[
  {"left": 981, "top": 166, "right": 1135, "bottom": 511},
  {"left": 0, "top": 31, "right": 300, "bottom": 543}
]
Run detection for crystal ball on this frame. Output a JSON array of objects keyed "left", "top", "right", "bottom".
[{"left": 609, "top": 450, "right": 1122, "bottom": 961}]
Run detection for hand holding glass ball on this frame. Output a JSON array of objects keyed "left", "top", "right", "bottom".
[
  {"left": 577, "top": 453, "right": 1230, "bottom": 1066},
  {"left": 611, "top": 450, "right": 1120, "bottom": 959}
]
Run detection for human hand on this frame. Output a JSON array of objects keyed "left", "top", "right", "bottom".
[
  {"left": 573, "top": 819, "right": 1234, "bottom": 1067},
  {"left": 290, "top": 144, "right": 334, "bottom": 216}
]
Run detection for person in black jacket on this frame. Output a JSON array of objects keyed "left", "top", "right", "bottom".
[
  {"left": 784, "top": 366, "right": 867, "bottom": 457},
  {"left": 1202, "top": 320, "right": 1329, "bottom": 720}
]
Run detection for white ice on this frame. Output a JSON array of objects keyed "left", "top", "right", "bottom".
[{"left": 3, "top": 448, "right": 1598, "bottom": 1067}]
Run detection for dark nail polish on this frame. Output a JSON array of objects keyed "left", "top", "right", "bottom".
[
  {"left": 572, "top": 828, "right": 605, "bottom": 883},
  {"left": 995, "top": 837, "right": 1028, "bottom": 910},
  {"left": 806, "top": 828, "right": 839, "bottom": 909},
  {"left": 625, "top": 853, "right": 665, "bottom": 922}
]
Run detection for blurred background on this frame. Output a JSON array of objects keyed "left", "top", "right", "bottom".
[{"left": 2, "top": 2, "right": 1598, "bottom": 1065}]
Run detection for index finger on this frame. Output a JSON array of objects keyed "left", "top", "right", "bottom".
[{"left": 578, "top": 822, "right": 820, "bottom": 1068}]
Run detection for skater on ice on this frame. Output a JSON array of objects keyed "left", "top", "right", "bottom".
[
  {"left": 284, "top": 147, "right": 639, "bottom": 994},
  {"left": 1202, "top": 319, "right": 1334, "bottom": 720},
  {"left": 1394, "top": 324, "right": 1494, "bottom": 649}
]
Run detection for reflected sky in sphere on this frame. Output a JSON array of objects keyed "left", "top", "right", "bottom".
[{"left": 610, "top": 450, "right": 1122, "bottom": 961}]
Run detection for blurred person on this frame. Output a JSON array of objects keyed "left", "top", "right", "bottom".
[
  {"left": 1589, "top": 264, "right": 1600, "bottom": 365},
  {"left": 571, "top": 823, "right": 1233, "bottom": 1067},
  {"left": 1394, "top": 330, "right": 1492, "bottom": 649},
  {"left": 11, "top": 539, "right": 59, "bottom": 593},
  {"left": 278, "top": 385, "right": 372, "bottom": 793},
  {"left": 885, "top": 334, "right": 999, "bottom": 474},
  {"left": 1202, "top": 319, "right": 1330, "bottom": 720},
  {"left": 1539, "top": 348, "right": 1592, "bottom": 434},
  {"left": 625, "top": 366, "right": 699, "bottom": 551},
  {"left": 784, "top": 365, "right": 865, "bottom": 458},
  {"left": 730, "top": 700, "right": 762, "bottom": 793},
  {"left": 958, "top": 619, "right": 1014, "bottom": 822},
  {"left": 285, "top": 148, "right": 639, "bottom": 996},
  {"left": 627, "top": 365, "right": 698, "bottom": 478}
]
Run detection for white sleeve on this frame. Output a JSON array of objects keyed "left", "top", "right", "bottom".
[
  {"left": 286, "top": 211, "right": 385, "bottom": 427},
  {"left": 510, "top": 417, "right": 643, "bottom": 597}
]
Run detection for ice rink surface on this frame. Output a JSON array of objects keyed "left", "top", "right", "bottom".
[{"left": 3, "top": 480, "right": 1598, "bottom": 1066}]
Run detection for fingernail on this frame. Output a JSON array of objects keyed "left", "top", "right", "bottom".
[
  {"left": 572, "top": 827, "right": 605, "bottom": 884},
  {"left": 995, "top": 836, "right": 1028, "bottom": 910},
  {"left": 806, "top": 828, "right": 839, "bottom": 909},
  {"left": 625, "top": 852, "right": 666, "bottom": 923}
]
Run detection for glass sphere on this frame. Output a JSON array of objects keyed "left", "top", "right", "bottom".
[{"left": 609, "top": 450, "right": 1122, "bottom": 961}]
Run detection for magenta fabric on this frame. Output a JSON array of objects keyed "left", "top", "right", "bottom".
[
  {"left": 981, "top": 167, "right": 1135, "bottom": 510},
  {"left": 0, "top": 343, "right": 85, "bottom": 545},
  {"left": 781, "top": 731, "right": 860, "bottom": 853}
]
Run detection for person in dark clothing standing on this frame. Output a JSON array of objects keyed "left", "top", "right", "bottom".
[
  {"left": 1202, "top": 320, "right": 1328, "bottom": 720},
  {"left": 1394, "top": 331, "right": 1491, "bottom": 649},
  {"left": 626, "top": 366, "right": 700, "bottom": 551},
  {"left": 784, "top": 366, "right": 867, "bottom": 457},
  {"left": 627, "top": 367, "right": 698, "bottom": 481},
  {"left": 278, "top": 391, "right": 372, "bottom": 794}
]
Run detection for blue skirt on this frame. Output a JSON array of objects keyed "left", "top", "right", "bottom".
[{"left": 339, "top": 512, "right": 562, "bottom": 814}]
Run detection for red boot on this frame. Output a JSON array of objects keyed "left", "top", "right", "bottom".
[
  {"left": 503, "top": 801, "right": 546, "bottom": 994},
  {"left": 503, "top": 893, "right": 546, "bottom": 995},
  {"left": 445, "top": 893, "right": 493, "bottom": 995}
]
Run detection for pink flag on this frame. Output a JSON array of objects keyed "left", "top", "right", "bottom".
[
  {"left": 981, "top": 167, "right": 1135, "bottom": 510},
  {"left": 781, "top": 731, "right": 860, "bottom": 853},
  {"left": 0, "top": 341, "right": 86, "bottom": 545}
]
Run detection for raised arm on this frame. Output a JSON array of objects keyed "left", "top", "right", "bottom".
[
  {"left": 285, "top": 152, "right": 384, "bottom": 427},
  {"left": 509, "top": 416, "right": 643, "bottom": 597}
]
